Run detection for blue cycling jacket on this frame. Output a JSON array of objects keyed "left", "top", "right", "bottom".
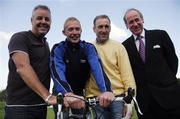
[{"left": 50, "top": 39, "right": 111, "bottom": 95}]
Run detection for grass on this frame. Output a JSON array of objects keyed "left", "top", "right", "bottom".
[
  {"left": 47, "top": 106, "right": 54, "bottom": 119},
  {"left": 0, "top": 101, "right": 5, "bottom": 119}
]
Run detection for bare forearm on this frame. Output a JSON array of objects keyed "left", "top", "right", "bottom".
[{"left": 17, "top": 64, "right": 50, "bottom": 100}]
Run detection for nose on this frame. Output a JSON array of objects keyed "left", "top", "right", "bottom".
[
  {"left": 41, "top": 18, "right": 46, "bottom": 23},
  {"left": 133, "top": 21, "right": 138, "bottom": 26},
  {"left": 101, "top": 26, "right": 107, "bottom": 32}
]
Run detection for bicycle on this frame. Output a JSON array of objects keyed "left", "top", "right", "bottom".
[
  {"left": 56, "top": 94, "right": 99, "bottom": 119},
  {"left": 56, "top": 87, "right": 142, "bottom": 119}
]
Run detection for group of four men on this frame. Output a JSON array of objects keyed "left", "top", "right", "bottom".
[{"left": 5, "top": 4, "right": 180, "bottom": 119}]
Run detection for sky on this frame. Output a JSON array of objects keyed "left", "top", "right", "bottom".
[{"left": 0, "top": 0, "right": 180, "bottom": 90}]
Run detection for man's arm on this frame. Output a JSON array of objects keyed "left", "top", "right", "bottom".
[
  {"left": 161, "top": 30, "right": 178, "bottom": 74},
  {"left": 118, "top": 45, "right": 136, "bottom": 92},
  {"left": 50, "top": 44, "right": 72, "bottom": 94},
  {"left": 85, "top": 43, "right": 114, "bottom": 107},
  {"left": 12, "top": 52, "right": 56, "bottom": 104}
]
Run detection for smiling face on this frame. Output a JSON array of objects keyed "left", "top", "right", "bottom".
[
  {"left": 93, "top": 18, "right": 111, "bottom": 43},
  {"left": 63, "top": 19, "right": 82, "bottom": 43},
  {"left": 31, "top": 8, "right": 51, "bottom": 37},
  {"left": 125, "top": 10, "right": 144, "bottom": 36}
]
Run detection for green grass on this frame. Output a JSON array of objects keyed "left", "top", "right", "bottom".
[
  {"left": 131, "top": 106, "right": 138, "bottom": 119},
  {"left": 0, "top": 101, "right": 5, "bottom": 119},
  {"left": 47, "top": 106, "right": 54, "bottom": 119}
]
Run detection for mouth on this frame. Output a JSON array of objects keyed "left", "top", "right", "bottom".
[{"left": 38, "top": 24, "right": 49, "bottom": 30}]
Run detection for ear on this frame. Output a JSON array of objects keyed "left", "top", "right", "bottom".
[
  {"left": 93, "top": 26, "right": 96, "bottom": 33},
  {"left": 31, "top": 17, "right": 33, "bottom": 24},
  {"left": 125, "top": 24, "right": 129, "bottom": 29},
  {"left": 62, "top": 30, "right": 65, "bottom": 35}
]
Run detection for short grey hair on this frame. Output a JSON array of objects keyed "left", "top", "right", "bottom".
[
  {"left": 63, "top": 17, "right": 81, "bottom": 31},
  {"left": 123, "top": 8, "right": 143, "bottom": 25},
  {"left": 32, "top": 5, "right": 51, "bottom": 17}
]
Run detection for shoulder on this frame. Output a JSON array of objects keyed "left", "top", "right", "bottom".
[
  {"left": 51, "top": 41, "right": 66, "bottom": 52},
  {"left": 122, "top": 35, "right": 132, "bottom": 43},
  {"left": 108, "top": 39, "right": 124, "bottom": 48},
  {"left": 10, "top": 31, "right": 29, "bottom": 41},
  {"left": 80, "top": 40, "right": 95, "bottom": 49},
  {"left": 146, "top": 29, "right": 168, "bottom": 36},
  {"left": 8, "top": 31, "right": 30, "bottom": 46},
  {"left": 109, "top": 39, "right": 121, "bottom": 44}
]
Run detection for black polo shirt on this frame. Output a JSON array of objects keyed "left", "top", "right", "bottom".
[{"left": 6, "top": 31, "right": 50, "bottom": 105}]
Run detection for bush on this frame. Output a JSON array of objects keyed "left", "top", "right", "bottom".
[{"left": 0, "top": 89, "right": 6, "bottom": 101}]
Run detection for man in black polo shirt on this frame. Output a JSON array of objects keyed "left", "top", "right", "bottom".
[{"left": 5, "top": 5, "right": 56, "bottom": 119}]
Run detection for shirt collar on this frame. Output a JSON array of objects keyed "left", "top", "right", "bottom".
[{"left": 133, "top": 29, "right": 145, "bottom": 41}]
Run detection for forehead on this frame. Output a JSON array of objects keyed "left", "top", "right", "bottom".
[
  {"left": 33, "top": 8, "right": 51, "bottom": 18},
  {"left": 95, "top": 18, "right": 110, "bottom": 26},
  {"left": 125, "top": 10, "right": 140, "bottom": 21},
  {"left": 65, "top": 20, "right": 81, "bottom": 28}
]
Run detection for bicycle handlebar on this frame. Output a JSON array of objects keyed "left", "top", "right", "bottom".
[
  {"left": 56, "top": 87, "right": 143, "bottom": 117},
  {"left": 56, "top": 93, "right": 99, "bottom": 107}
]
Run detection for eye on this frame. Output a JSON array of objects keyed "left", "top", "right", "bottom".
[
  {"left": 36, "top": 16, "right": 50, "bottom": 22},
  {"left": 98, "top": 25, "right": 103, "bottom": 29},
  {"left": 135, "top": 18, "right": 140, "bottom": 22},
  {"left": 75, "top": 27, "right": 81, "bottom": 31},
  {"left": 105, "top": 25, "right": 110, "bottom": 29},
  {"left": 45, "top": 17, "right": 50, "bottom": 22},
  {"left": 36, "top": 16, "right": 43, "bottom": 20},
  {"left": 67, "top": 28, "right": 74, "bottom": 32}
]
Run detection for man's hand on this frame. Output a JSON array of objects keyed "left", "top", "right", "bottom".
[
  {"left": 97, "top": 91, "right": 115, "bottom": 107},
  {"left": 64, "top": 93, "right": 85, "bottom": 109},
  {"left": 46, "top": 95, "right": 57, "bottom": 105}
]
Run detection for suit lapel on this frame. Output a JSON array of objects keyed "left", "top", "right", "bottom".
[
  {"left": 145, "top": 30, "right": 152, "bottom": 63},
  {"left": 129, "top": 36, "right": 143, "bottom": 63}
]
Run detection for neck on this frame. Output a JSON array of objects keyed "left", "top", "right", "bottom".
[{"left": 96, "top": 38, "right": 108, "bottom": 44}]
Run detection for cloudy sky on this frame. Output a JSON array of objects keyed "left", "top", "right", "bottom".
[{"left": 0, "top": 0, "right": 180, "bottom": 90}]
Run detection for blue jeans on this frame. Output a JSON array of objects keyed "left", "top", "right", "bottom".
[
  {"left": 4, "top": 105, "right": 47, "bottom": 119},
  {"left": 92, "top": 100, "right": 124, "bottom": 119}
]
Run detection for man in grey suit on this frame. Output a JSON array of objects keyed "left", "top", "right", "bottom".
[{"left": 122, "top": 8, "right": 180, "bottom": 119}]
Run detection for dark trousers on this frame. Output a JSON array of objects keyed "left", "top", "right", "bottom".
[
  {"left": 4, "top": 105, "right": 47, "bottom": 119},
  {"left": 137, "top": 97, "right": 180, "bottom": 119}
]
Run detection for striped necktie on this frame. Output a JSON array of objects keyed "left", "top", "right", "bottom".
[{"left": 137, "top": 36, "right": 145, "bottom": 62}]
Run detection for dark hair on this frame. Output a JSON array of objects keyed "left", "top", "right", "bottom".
[
  {"left": 32, "top": 5, "right": 51, "bottom": 17},
  {"left": 93, "top": 15, "right": 111, "bottom": 26},
  {"left": 123, "top": 8, "right": 143, "bottom": 25}
]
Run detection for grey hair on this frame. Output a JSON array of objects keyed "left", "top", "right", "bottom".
[
  {"left": 123, "top": 8, "right": 143, "bottom": 25},
  {"left": 32, "top": 5, "right": 51, "bottom": 17},
  {"left": 63, "top": 17, "right": 81, "bottom": 30}
]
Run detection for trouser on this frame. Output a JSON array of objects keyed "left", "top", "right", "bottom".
[
  {"left": 93, "top": 100, "right": 124, "bottom": 119},
  {"left": 4, "top": 105, "right": 47, "bottom": 119}
]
